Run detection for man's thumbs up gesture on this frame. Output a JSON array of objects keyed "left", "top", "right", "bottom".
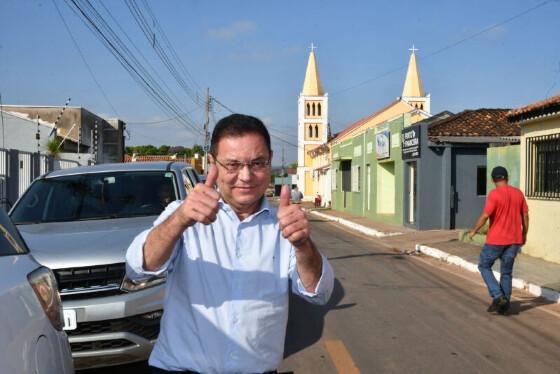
[
  {"left": 177, "top": 165, "right": 221, "bottom": 227},
  {"left": 277, "top": 185, "right": 310, "bottom": 248}
]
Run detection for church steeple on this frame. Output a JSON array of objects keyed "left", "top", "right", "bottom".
[
  {"left": 302, "top": 43, "right": 324, "bottom": 96},
  {"left": 297, "top": 43, "right": 328, "bottom": 198},
  {"left": 402, "top": 45, "right": 425, "bottom": 97},
  {"left": 401, "top": 45, "right": 430, "bottom": 113}
]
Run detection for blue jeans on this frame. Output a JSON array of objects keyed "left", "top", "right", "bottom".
[{"left": 478, "top": 244, "right": 520, "bottom": 300}]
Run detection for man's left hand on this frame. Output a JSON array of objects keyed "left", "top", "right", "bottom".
[{"left": 277, "top": 185, "right": 310, "bottom": 248}]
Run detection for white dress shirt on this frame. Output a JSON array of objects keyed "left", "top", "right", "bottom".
[{"left": 126, "top": 198, "right": 334, "bottom": 373}]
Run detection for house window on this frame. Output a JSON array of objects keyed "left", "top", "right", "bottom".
[
  {"left": 477, "top": 166, "right": 487, "bottom": 196},
  {"left": 526, "top": 133, "right": 560, "bottom": 199}
]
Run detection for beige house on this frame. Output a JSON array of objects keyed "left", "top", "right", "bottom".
[
  {"left": 508, "top": 94, "right": 560, "bottom": 264},
  {"left": 307, "top": 142, "right": 332, "bottom": 207}
]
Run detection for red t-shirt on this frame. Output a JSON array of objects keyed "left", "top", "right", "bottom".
[{"left": 484, "top": 185, "right": 528, "bottom": 245}]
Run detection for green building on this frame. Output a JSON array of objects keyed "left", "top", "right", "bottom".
[{"left": 331, "top": 113, "right": 416, "bottom": 226}]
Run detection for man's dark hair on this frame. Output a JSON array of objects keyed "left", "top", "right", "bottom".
[{"left": 210, "top": 114, "right": 272, "bottom": 156}]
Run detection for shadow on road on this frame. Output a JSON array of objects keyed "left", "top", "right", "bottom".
[
  {"left": 505, "top": 296, "right": 555, "bottom": 315},
  {"left": 283, "top": 278, "right": 352, "bottom": 358}
]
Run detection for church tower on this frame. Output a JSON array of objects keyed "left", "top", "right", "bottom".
[
  {"left": 297, "top": 44, "right": 328, "bottom": 198},
  {"left": 401, "top": 46, "right": 430, "bottom": 114}
]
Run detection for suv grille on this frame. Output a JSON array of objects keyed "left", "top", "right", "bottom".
[
  {"left": 54, "top": 263, "right": 126, "bottom": 299},
  {"left": 66, "top": 311, "right": 162, "bottom": 342},
  {"left": 71, "top": 339, "right": 135, "bottom": 352}
]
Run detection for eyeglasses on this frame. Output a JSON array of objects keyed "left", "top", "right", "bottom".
[{"left": 213, "top": 158, "right": 271, "bottom": 173}]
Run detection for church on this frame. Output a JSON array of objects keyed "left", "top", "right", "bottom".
[{"left": 297, "top": 45, "right": 431, "bottom": 210}]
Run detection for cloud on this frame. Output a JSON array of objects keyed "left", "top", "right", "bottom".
[
  {"left": 208, "top": 21, "right": 256, "bottom": 40},
  {"left": 228, "top": 45, "right": 305, "bottom": 62},
  {"left": 485, "top": 25, "right": 507, "bottom": 39}
]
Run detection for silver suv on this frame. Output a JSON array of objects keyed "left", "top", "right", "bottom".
[{"left": 10, "top": 162, "right": 198, "bottom": 370}]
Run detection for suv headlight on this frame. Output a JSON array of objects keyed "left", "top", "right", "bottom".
[{"left": 121, "top": 273, "right": 166, "bottom": 292}]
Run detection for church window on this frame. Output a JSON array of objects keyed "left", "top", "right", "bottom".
[
  {"left": 308, "top": 125, "right": 313, "bottom": 138},
  {"left": 315, "top": 125, "right": 319, "bottom": 138},
  {"left": 306, "top": 103, "right": 310, "bottom": 116},
  {"left": 318, "top": 103, "right": 322, "bottom": 116},
  {"left": 420, "top": 104, "right": 424, "bottom": 110},
  {"left": 312, "top": 103, "right": 316, "bottom": 116}
]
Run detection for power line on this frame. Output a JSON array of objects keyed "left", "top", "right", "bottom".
[
  {"left": 64, "top": 0, "right": 203, "bottom": 136},
  {"left": 51, "top": 0, "right": 120, "bottom": 118},
  {"left": 126, "top": 107, "right": 202, "bottom": 125},
  {"left": 126, "top": 0, "right": 204, "bottom": 108},
  {"left": 212, "top": 97, "right": 236, "bottom": 114},
  {"left": 331, "top": 0, "right": 557, "bottom": 96}
]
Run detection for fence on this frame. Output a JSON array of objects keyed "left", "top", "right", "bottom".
[{"left": 0, "top": 149, "right": 80, "bottom": 211}]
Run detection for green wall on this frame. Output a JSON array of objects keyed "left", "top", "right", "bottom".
[
  {"left": 486, "top": 145, "right": 520, "bottom": 192},
  {"left": 331, "top": 114, "right": 406, "bottom": 226}
]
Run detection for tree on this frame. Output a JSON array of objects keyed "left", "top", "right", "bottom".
[{"left": 46, "top": 137, "right": 62, "bottom": 158}]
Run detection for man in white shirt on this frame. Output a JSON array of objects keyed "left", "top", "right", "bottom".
[{"left": 126, "top": 114, "right": 334, "bottom": 374}]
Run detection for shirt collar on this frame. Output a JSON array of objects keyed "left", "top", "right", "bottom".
[{"left": 219, "top": 196, "right": 270, "bottom": 222}]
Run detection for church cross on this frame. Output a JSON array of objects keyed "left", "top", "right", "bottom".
[
  {"left": 409, "top": 44, "right": 419, "bottom": 53},
  {"left": 310, "top": 42, "right": 317, "bottom": 52}
]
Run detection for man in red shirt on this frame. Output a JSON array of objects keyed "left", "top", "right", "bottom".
[{"left": 469, "top": 166, "right": 529, "bottom": 315}]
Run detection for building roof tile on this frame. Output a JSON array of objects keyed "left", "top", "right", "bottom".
[
  {"left": 428, "top": 108, "right": 519, "bottom": 137},
  {"left": 507, "top": 93, "right": 560, "bottom": 123}
]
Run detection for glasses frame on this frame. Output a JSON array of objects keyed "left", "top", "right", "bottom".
[{"left": 212, "top": 157, "right": 271, "bottom": 174}]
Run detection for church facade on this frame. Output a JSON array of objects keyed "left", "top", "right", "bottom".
[{"left": 297, "top": 45, "right": 329, "bottom": 199}]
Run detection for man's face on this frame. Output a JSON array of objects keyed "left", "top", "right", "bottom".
[{"left": 211, "top": 133, "right": 272, "bottom": 215}]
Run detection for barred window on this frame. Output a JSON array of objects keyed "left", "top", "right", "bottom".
[{"left": 526, "top": 133, "right": 560, "bottom": 200}]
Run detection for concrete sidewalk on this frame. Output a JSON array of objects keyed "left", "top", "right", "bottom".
[{"left": 303, "top": 205, "right": 560, "bottom": 303}]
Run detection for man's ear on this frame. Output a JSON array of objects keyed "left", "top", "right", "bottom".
[{"left": 208, "top": 153, "right": 215, "bottom": 164}]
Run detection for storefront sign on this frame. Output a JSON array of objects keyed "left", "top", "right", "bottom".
[
  {"left": 402, "top": 125, "right": 421, "bottom": 160},
  {"left": 376, "top": 131, "right": 390, "bottom": 159}
]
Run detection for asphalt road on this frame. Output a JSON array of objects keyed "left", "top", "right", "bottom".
[{"left": 82, "top": 215, "right": 560, "bottom": 373}]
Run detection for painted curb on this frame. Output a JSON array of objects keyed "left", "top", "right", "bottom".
[
  {"left": 416, "top": 244, "right": 560, "bottom": 304},
  {"left": 306, "top": 210, "right": 402, "bottom": 238}
]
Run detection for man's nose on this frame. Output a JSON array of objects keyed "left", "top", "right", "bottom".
[{"left": 237, "top": 164, "right": 252, "bottom": 180}]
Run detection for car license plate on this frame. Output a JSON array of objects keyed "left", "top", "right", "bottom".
[{"left": 63, "top": 309, "right": 77, "bottom": 331}]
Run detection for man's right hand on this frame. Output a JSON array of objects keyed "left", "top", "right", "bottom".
[{"left": 177, "top": 165, "right": 221, "bottom": 226}]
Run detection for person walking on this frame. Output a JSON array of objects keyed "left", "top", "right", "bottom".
[
  {"left": 290, "top": 186, "right": 303, "bottom": 204},
  {"left": 469, "top": 166, "right": 529, "bottom": 315},
  {"left": 126, "top": 114, "right": 334, "bottom": 374}
]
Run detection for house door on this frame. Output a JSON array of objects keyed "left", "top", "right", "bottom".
[
  {"left": 366, "top": 164, "right": 371, "bottom": 211},
  {"left": 451, "top": 148, "right": 487, "bottom": 229},
  {"left": 408, "top": 162, "right": 417, "bottom": 223},
  {"left": 341, "top": 160, "right": 351, "bottom": 209}
]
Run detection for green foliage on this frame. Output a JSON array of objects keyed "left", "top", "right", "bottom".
[
  {"left": 126, "top": 144, "right": 204, "bottom": 157},
  {"left": 46, "top": 137, "right": 62, "bottom": 157}
]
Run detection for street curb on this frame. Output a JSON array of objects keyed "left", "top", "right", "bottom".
[
  {"left": 306, "top": 209, "right": 402, "bottom": 238},
  {"left": 416, "top": 244, "right": 560, "bottom": 304}
]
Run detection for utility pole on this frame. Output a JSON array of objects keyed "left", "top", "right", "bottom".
[{"left": 203, "top": 87, "right": 211, "bottom": 175}]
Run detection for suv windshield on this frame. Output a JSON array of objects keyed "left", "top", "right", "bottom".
[{"left": 10, "top": 171, "right": 179, "bottom": 224}]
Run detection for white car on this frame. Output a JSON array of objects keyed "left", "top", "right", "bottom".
[
  {"left": 0, "top": 208, "right": 74, "bottom": 374},
  {"left": 10, "top": 161, "right": 198, "bottom": 370}
]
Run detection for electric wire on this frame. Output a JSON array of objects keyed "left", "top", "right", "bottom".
[
  {"left": 332, "top": 0, "right": 558, "bottom": 96},
  {"left": 65, "top": 0, "right": 203, "bottom": 136}
]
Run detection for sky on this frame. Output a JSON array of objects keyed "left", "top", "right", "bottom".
[{"left": 1, "top": 0, "right": 559, "bottom": 165}]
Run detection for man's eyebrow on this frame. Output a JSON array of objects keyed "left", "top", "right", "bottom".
[{"left": 223, "top": 156, "right": 268, "bottom": 162}]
